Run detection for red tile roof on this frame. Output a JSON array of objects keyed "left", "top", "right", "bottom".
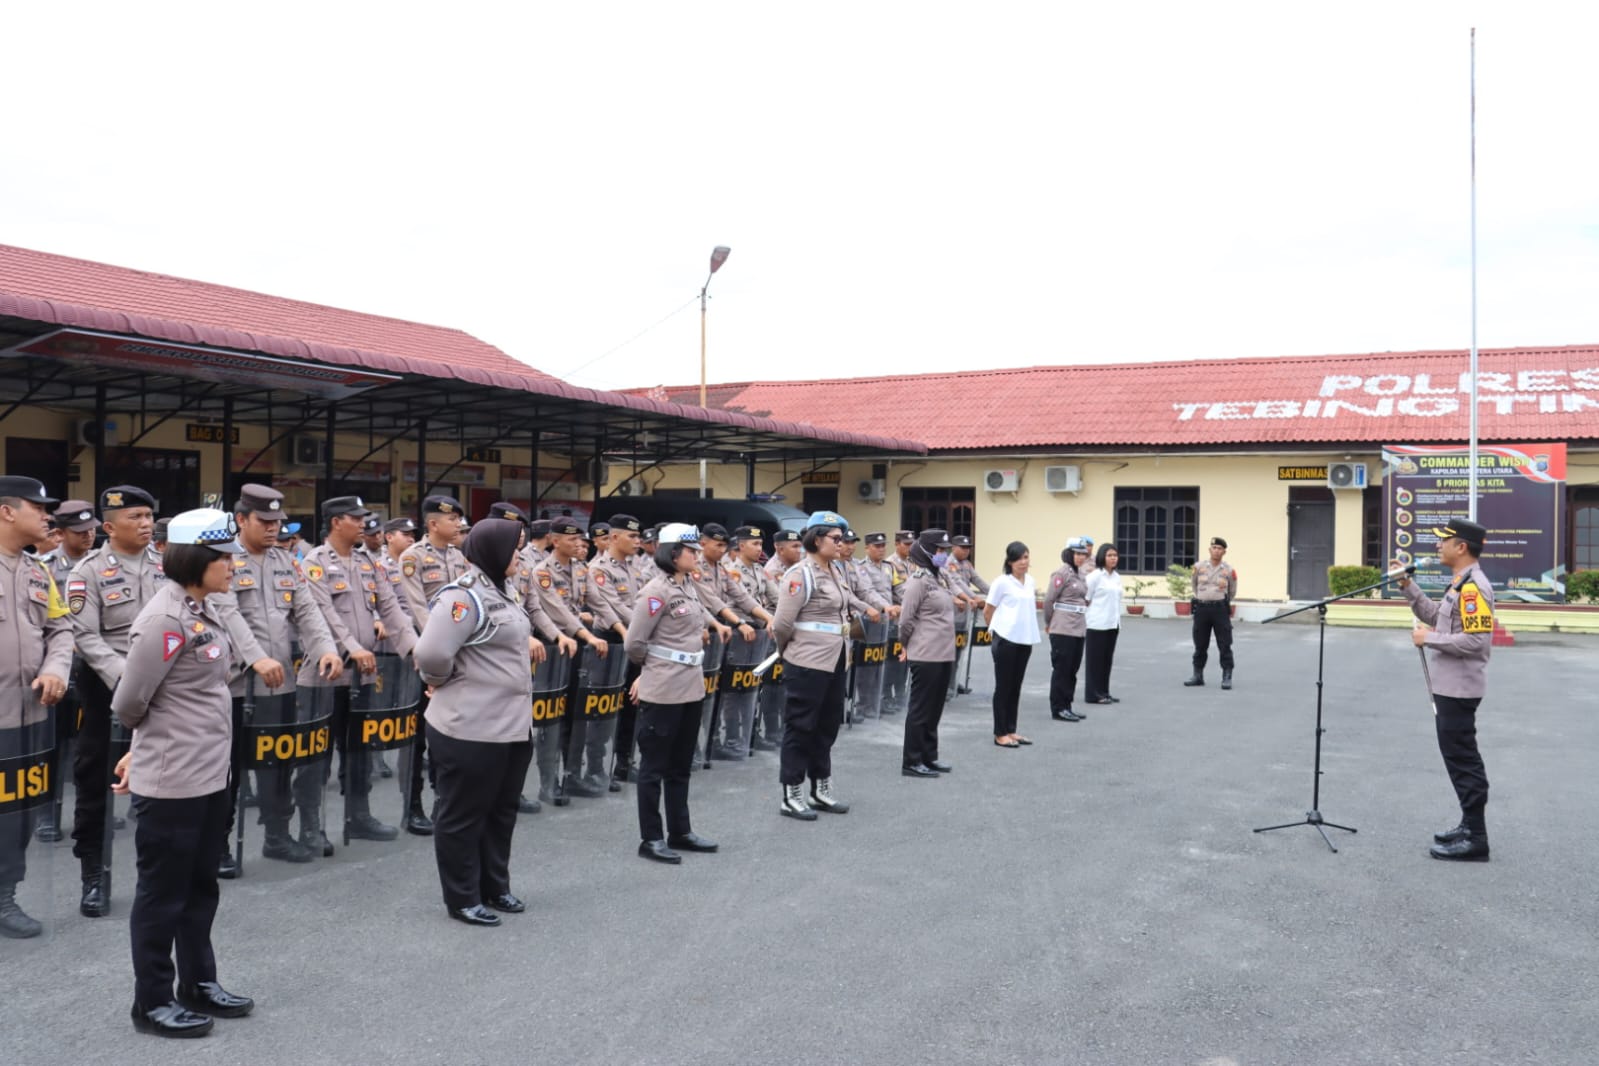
[{"left": 630, "top": 346, "right": 1599, "bottom": 449}]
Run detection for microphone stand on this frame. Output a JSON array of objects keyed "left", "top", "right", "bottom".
[{"left": 1253, "top": 568, "right": 1413, "bottom": 852}]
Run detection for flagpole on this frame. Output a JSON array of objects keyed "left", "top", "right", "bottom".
[{"left": 1468, "top": 27, "right": 1479, "bottom": 521}]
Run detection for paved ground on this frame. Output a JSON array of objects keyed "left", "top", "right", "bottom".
[{"left": 2, "top": 618, "right": 1595, "bottom": 1065}]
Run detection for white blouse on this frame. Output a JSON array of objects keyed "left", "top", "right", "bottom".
[
  {"left": 985, "top": 573, "right": 1040, "bottom": 645},
  {"left": 1084, "top": 569, "right": 1122, "bottom": 630}
]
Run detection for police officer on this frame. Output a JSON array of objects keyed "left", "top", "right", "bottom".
[
  {"left": 210, "top": 485, "right": 344, "bottom": 867},
  {"left": 0, "top": 476, "right": 73, "bottom": 939},
  {"left": 754, "top": 530, "right": 804, "bottom": 751},
  {"left": 624, "top": 523, "right": 721, "bottom": 863},
  {"left": 900, "top": 529, "right": 959, "bottom": 776},
  {"left": 838, "top": 531, "right": 892, "bottom": 723},
  {"left": 881, "top": 531, "right": 915, "bottom": 714},
  {"left": 378, "top": 517, "right": 418, "bottom": 619},
  {"left": 360, "top": 514, "right": 385, "bottom": 556},
  {"left": 511, "top": 528, "right": 578, "bottom": 810},
  {"left": 771, "top": 511, "right": 853, "bottom": 820},
  {"left": 588, "top": 513, "right": 646, "bottom": 786},
  {"left": 1042, "top": 538, "right": 1092, "bottom": 721},
  {"left": 300, "top": 496, "right": 417, "bottom": 845},
  {"left": 945, "top": 535, "right": 986, "bottom": 695},
  {"left": 69, "top": 484, "right": 162, "bottom": 917},
  {"left": 397, "top": 495, "right": 470, "bottom": 834},
  {"left": 588, "top": 521, "right": 611, "bottom": 562},
  {"left": 699, "top": 524, "right": 774, "bottom": 758},
  {"left": 151, "top": 518, "right": 170, "bottom": 555},
  {"left": 1396, "top": 519, "right": 1495, "bottom": 862},
  {"left": 111, "top": 508, "right": 254, "bottom": 1038},
  {"left": 1185, "top": 536, "right": 1237, "bottom": 690},
  {"left": 520, "top": 518, "right": 553, "bottom": 570},
  {"left": 33, "top": 499, "right": 97, "bottom": 842}
]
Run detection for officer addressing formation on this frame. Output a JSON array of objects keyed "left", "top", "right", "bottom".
[{"left": 0, "top": 436, "right": 1520, "bottom": 1035}]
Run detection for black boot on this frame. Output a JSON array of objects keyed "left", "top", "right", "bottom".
[
  {"left": 299, "top": 807, "right": 334, "bottom": 857},
  {"left": 517, "top": 793, "right": 541, "bottom": 814},
  {"left": 404, "top": 801, "right": 434, "bottom": 836},
  {"left": 345, "top": 795, "right": 399, "bottom": 842},
  {"left": 563, "top": 772, "right": 602, "bottom": 799},
  {"left": 1433, "top": 820, "right": 1469, "bottom": 845},
  {"left": 1221, "top": 669, "right": 1233, "bottom": 690},
  {"left": 1429, "top": 831, "right": 1489, "bottom": 861},
  {"left": 0, "top": 882, "right": 43, "bottom": 939},
  {"left": 1183, "top": 670, "right": 1205, "bottom": 687},
  {"left": 262, "top": 828, "right": 316, "bottom": 863},
  {"left": 216, "top": 850, "right": 240, "bottom": 880},
  {"left": 79, "top": 862, "right": 109, "bottom": 918}
]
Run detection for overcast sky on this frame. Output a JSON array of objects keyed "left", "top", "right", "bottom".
[{"left": 6, "top": 4, "right": 1596, "bottom": 393}]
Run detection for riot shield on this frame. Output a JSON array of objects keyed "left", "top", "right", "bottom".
[
  {"left": 242, "top": 682, "right": 333, "bottom": 870},
  {"left": 714, "top": 628, "right": 771, "bottom": 759},
  {"left": 851, "top": 616, "right": 889, "bottom": 720},
  {"left": 33, "top": 660, "right": 77, "bottom": 843},
  {"left": 530, "top": 644, "right": 571, "bottom": 805},
  {"left": 342, "top": 653, "right": 422, "bottom": 845},
  {"left": 948, "top": 609, "right": 972, "bottom": 699},
  {"left": 565, "top": 644, "right": 626, "bottom": 796},
  {"left": 754, "top": 652, "right": 785, "bottom": 751},
  {"left": 697, "top": 629, "right": 726, "bottom": 769},
  {"left": 1, "top": 688, "right": 56, "bottom": 941},
  {"left": 881, "top": 621, "right": 907, "bottom": 715}
]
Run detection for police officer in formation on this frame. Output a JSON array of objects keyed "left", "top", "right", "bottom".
[
  {"left": 880, "top": 530, "right": 914, "bottom": 714},
  {"left": 299, "top": 496, "right": 416, "bottom": 845},
  {"left": 586, "top": 513, "right": 646, "bottom": 784},
  {"left": 713, "top": 525, "right": 778, "bottom": 757},
  {"left": 770, "top": 511, "right": 853, "bottom": 820},
  {"left": 623, "top": 523, "right": 721, "bottom": 863},
  {"left": 1041, "top": 537, "right": 1091, "bottom": 721},
  {"left": 0, "top": 477, "right": 73, "bottom": 939},
  {"left": 754, "top": 529, "right": 804, "bottom": 751},
  {"left": 70, "top": 484, "right": 163, "bottom": 917},
  {"left": 1397, "top": 518, "right": 1496, "bottom": 862},
  {"left": 944, "top": 534, "right": 986, "bottom": 695},
  {"left": 1184, "top": 536, "right": 1237, "bottom": 690},
  {"left": 32, "top": 498, "right": 97, "bottom": 842},
  {"left": 510, "top": 524, "right": 576, "bottom": 811},
  {"left": 899, "top": 529, "right": 959, "bottom": 777},
  {"left": 210, "top": 485, "right": 344, "bottom": 867}
]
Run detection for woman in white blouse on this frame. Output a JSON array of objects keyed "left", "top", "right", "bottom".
[
  {"left": 983, "top": 542, "right": 1040, "bottom": 748},
  {"left": 1083, "top": 543, "right": 1123, "bottom": 705}
]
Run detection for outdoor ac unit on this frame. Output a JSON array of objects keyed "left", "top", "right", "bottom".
[
  {"left": 616, "top": 478, "right": 646, "bottom": 497},
  {"left": 857, "top": 479, "right": 886, "bottom": 503},
  {"left": 288, "top": 436, "right": 327, "bottom": 467},
  {"left": 984, "top": 469, "right": 1020, "bottom": 493},
  {"left": 1327, "top": 462, "right": 1368, "bottom": 490},
  {"left": 1044, "top": 465, "right": 1082, "bottom": 493},
  {"left": 75, "top": 418, "right": 120, "bottom": 447},
  {"left": 574, "top": 458, "right": 608, "bottom": 486}
]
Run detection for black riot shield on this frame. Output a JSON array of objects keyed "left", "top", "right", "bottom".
[
  {"left": 697, "top": 629, "right": 727, "bottom": 768},
  {"left": 754, "top": 647, "right": 786, "bottom": 749},
  {"left": 1, "top": 688, "right": 57, "bottom": 941},
  {"left": 881, "top": 621, "right": 907, "bottom": 715},
  {"left": 343, "top": 654, "right": 422, "bottom": 843},
  {"left": 714, "top": 628, "right": 771, "bottom": 759},
  {"left": 242, "top": 682, "right": 333, "bottom": 871},
  {"left": 566, "top": 644, "right": 626, "bottom": 794},
  {"left": 530, "top": 644, "right": 571, "bottom": 804},
  {"left": 948, "top": 609, "right": 972, "bottom": 699},
  {"left": 851, "top": 616, "right": 889, "bottom": 720}
]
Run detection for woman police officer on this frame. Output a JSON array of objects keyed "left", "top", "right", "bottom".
[
  {"left": 110, "top": 508, "right": 254, "bottom": 1038},
  {"left": 622, "top": 523, "right": 724, "bottom": 864},
  {"left": 413, "top": 518, "right": 537, "bottom": 926}
]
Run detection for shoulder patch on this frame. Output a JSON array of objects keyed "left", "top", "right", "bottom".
[
  {"left": 307, "top": 563, "right": 324, "bottom": 582},
  {"left": 647, "top": 596, "right": 664, "bottom": 616},
  {"left": 163, "top": 632, "right": 185, "bottom": 660},
  {"left": 593, "top": 571, "right": 606, "bottom": 586},
  {"left": 1459, "top": 581, "right": 1492, "bottom": 633},
  {"left": 450, "top": 601, "right": 469, "bottom": 623},
  {"left": 536, "top": 571, "right": 552, "bottom": 589},
  {"left": 788, "top": 580, "right": 801, "bottom": 597}
]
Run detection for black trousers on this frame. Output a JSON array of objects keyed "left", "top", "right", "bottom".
[
  {"left": 1434, "top": 695, "right": 1489, "bottom": 834},
  {"left": 635, "top": 700, "right": 701, "bottom": 841},
  {"left": 129, "top": 789, "right": 229, "bottom": 1011},
  {"left": 1048, "top": 633, "right": 1085, "bottom": 713},
  {"left": 990, "top": 635, "right": 1032, "bottom": 736},
  {"left": 427, "top": 725, "right": 532, "bottom": 910},
  {"left": 222, "top": 697, "right": 248, "bottom": 846},
  {"left": 1191, "top": 602, "right": 1234, "bottom": 671},
  {"left": 327, "top": 687, "right": 372, "bottom": 800},
  {"left": 779, "top": 651, "right": 847, "bottom": 786},
  {"left": 71, "top": 668, "right": 127, "bottom": 864},
  {"left": 1084, "top": 628, "right": 1119, "bottom": 702},
  {"left": 904, "top": 660, "right": 953, "bottom": 767},
  {"left": 614, "top": 661, "right": 643, "bottom": 771},
  {"left": 403, "top": 692, "right": 432, "bottom": 813}
]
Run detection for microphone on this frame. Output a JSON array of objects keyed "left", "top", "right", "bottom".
[{"left": 1385, "top": 562, "right": 1419, "bottom": 579}]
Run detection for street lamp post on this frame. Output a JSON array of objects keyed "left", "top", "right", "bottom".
[{"left": 699, "top": 245, "right": 731, "bottom": 498}]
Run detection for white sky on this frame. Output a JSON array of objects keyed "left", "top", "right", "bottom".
[{"left": 6, "top": 3, "right": 1596, "bottom": 393}]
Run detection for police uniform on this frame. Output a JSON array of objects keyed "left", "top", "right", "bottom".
[
  {"left": 0, "top": 476, "right": 74, "bottom": 939},
  {"left": 69, "top": 484, "right": 165, "bottom": 917},
  {"left": 944, "top": 536, "right": 985, "bottom": 696},
  {"left": 31, "top": 499, "right": 97, "bottom": 842},
  {"left": 1185, "top": 536, "right": 1237, "bottom": 689},
  {"left": 589, "top": 513, "right": 646, "bottom": 784},
  {"left": 1041, "top": 539, "right": 1091, "bottom": 721},
  {"left": 771, "top": 513, "right": 854, "bottom": 820},
  {"left": 209, "top": 485, "right": 340, "bottom": 864},
  {"left": 899, "top": 530, "right": 959, "bottom": 776},
  {"left": 711, "top": 525, "right": 778, "bottom": 757},
  {"left": 299, "top": 496, "right": 417, "bottom": 844},
  {"left": 377, "top": 517, "right": 418, "bottom": 633},
  {"left": 881, "top": 531, "right": 915, "bottom": 713},
  {"left": 755, "top": 532, "right": 802, "bottom": 750},
  {"left": 518, "top": 519, "right": 552, "bottom": 573},
  {"left": 624, "top": 525, "right": 721, "bottom": 863},
  {"left": 112, "top": 507, "right": 255, "bottom": 1038},
  {"left": 414, "top": 521, "right": 535, "bottom": 925},
  {"left": 510, "top": 539, "right": 571, "bottom": 809},
  {"left": 1403, "top": 519, "right": 1495, "bottom": 861}
]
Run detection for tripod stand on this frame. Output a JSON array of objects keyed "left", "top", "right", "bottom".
[{"left": 1254, "top": 570, "right": 1408, "bottom": 852}]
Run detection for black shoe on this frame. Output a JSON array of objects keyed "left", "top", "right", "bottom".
[
  {"left": 1433, "top": 821, "right": 1469, "bottom": 845},
  {"left": 518, "top": 793, "right": 541, "bottom": 814},
  {"left": 405, "top": 810, "right": 434, "bottom": 836},
  {"left": 131, "top": 1002, "right": 214, "bottom": 1038},
  {"left": 1051, "top": 710, "right": 1084, "bottom": 722},
  {"left": 1090, "top": 696, "right": 1115, "bottom": 705},
  {"left": 927, "top": 760, "right": 952, "bottom": 773},
  {"left": 345, "top": 813, "right": 399, "bottom": 842},
  {"left": 80, "top": 873, "right": 109, "bottom": 918},
  {"left": 1221, "top": 671, "right": 1233, "bottom": 690},
  {"left": 564, "top": 774, "right": 602, "bottom": 799},
  {"left": 485, "top": 892, "right": 526, "bottom": 913},
  {"left": 750, "top": 737, "right": 779, "bottom": 752},
  {"left": 1183, "top": 673, "right": 1205, "bottom": 687},
  {"left": 638, "top": 839, "right": 682, "bottom": 864},
  {"left": 667, "top": 832, "right": 719, "bottom": 853},
  {"left": 0, "top": 886, "right": 42, "bottom": 939},
  {"left": 552, "top": 786, "right": 571, "bottom": 807},
  {"left": 177, "top": 981, "right": 254, "bottom": 1018},
  {"left": 262, "top": 833, "right": 317, "bottom": 864},
  {"left": 300, "top": 830, "right": 335, "bottom": 858},
  {"left": 216, "top": 853, "right": 239, "bottom": 880},
  {"left": 1429, "top": 834, "right": 1490, "bottom": 862},
  {"left": 449, "top": 904, "right": 502, "bottom": 927},
  {"left": 711, "top": 745, "right": 746, "bottom": 761},
  {"left": 902, "top": 763, "right": 939, "bottom": 778},
  {"left": 34, "top": 821, "right": 62, "bottom": 843},
  {"left": 956, "top": 685, "right": 972, "bottom": 695},
  {"left": 1106, "top": 695, "right": 1121, "bottom": 702}
]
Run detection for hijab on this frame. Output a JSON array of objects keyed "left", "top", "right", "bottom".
[{"left": 463, "top": 518, "right": 522, "bottom": 595}]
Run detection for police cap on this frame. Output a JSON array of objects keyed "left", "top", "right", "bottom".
[
  {"left": 322, "top": 495, "right": 373, "bottom": 520},
  {"left": 548, "top": 518, "right": 584, "bottom": 536},
  {"left": 950, "top": 535, "right": 973, "bottom": 548},
  {"left": 730, "top": 525, "right": 763, "bottom": 543},
  {"left": 528, "top": 519, "right": 552, "bottom": 538},
  {"left": 384, "top": 517, "right": 417, "bottom": 535},
  {"left": 894, "top": 530, "right": 915, "bottom": 543},
  {"left": 53, "top": 499, "right": 98, "bottom": 532},
  {"left": 422, "top": 494, "right": 463, "bottom": 517},
  {"left": 488, "top": 502, "right": 528, "bottom": 524},
  {"left": 772, "top": 529, "right": 802, "bottom": 545},
  {"left": 864, "top": 532, "right": 887, "bottom": 546},
  {"left": 0, "top": 476, "right": 58, "bottom": 507},
  {"left": 609, "top": 514, "right": 642, "bottom": 533},
  {"left": 234, "top": 484, "right": 287, "bottom": 519},
  {"left": 700, "top": 523, "right": 730, "bottom": 542},
  {"left": 1432, "top": 518, "right": 1486, "bottom": 550},
  {"left": 100, "top": 485, "right": 156, "bottom": 514}
]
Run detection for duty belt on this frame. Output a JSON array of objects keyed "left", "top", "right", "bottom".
[
  {"left": 794, "top": 621, "right": 846, "bottom": 635},
  {"left": 1052, "top": 603, "right": 1087, "bottom": 614},
  {"left": 647, "top": 644, "right": 704, "bottom": 667},
  {"left": 1192, "top": 599, "right": 1228, "bottom": 608}
]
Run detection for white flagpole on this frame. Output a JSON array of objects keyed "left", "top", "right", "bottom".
[{"left": 1468, "top": 27, "right": 1480, "bottom": 521}]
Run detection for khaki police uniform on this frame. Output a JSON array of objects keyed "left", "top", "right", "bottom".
[
  {"left": 771, "top": 556, "right": 850, "bottom": 794},
  {"left": 1189, "top": 553, "right": 1237, "bottom": 683},
  {"left": 396, "top": 532, "right": 467, "bottom": 821},
  {"left": 1042, "top": 560, "right": 1090, "bottom": 718},
  {"left": 898, "top": 559, "right": 958, "bottom": 772}
]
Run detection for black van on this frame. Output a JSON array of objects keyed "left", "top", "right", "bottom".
[{"left": 592, "top": 496, "right": 810, "bottom": 550}]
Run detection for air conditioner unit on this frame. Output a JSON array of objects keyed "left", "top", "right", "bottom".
[
  {"left": 984, "top": 468, "right": 1020, "bottom": 493},
  {"left": 75, "top": 418, "right": 120, "bottom": 447},
  {"left": 1044, "top": 465, "right": 1082, "bottom": 493},
  {"left": 288, "top": 436, "right": 327, "bottom": 467},
  {"left": 1327, "top": 462, "right": 1368, "bottom": 490},
  {"left": 573, "top": 458, "right": 608, "bottom": 486},
  {"left": 857, "top": 479, "right": 886, "bottom": 503},
  {"left": 616, "top": 478, "right": 646, "bottom": 497}
]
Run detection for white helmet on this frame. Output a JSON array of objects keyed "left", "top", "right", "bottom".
[{"left": 656, "top": 523, "right": 701, "bottom": 546}]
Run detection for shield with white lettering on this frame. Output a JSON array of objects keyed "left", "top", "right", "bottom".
[
  {"left": 239, "top": 681, "right": 334, "bottom": 871},
  {"left": 1, "top": 687, "right": 58, "bottom": 941}
]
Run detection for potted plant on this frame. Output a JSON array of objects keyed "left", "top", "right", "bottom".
[
  {"left": 1125, "top": 577, "right": 1154, "bottom": 616},
  {"left": 1167, "top": 564, "right": 1194, "bottom": 616}
]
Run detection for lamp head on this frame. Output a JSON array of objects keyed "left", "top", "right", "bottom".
[{"left": 709, "top": 246, "right": 731, "bottom": 274}]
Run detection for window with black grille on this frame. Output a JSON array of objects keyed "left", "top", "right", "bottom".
[{"left": 1113, "top": 487, "right": 1199, "bottom": 574}]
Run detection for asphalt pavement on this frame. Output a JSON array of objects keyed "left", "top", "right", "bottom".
[{"left": 2, "top": 617, "right": 1594, "bottom": 1065}]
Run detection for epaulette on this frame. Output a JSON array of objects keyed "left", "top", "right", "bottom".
[{"left": 458, "top": 571, "right": 479, "bottom": 588}]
